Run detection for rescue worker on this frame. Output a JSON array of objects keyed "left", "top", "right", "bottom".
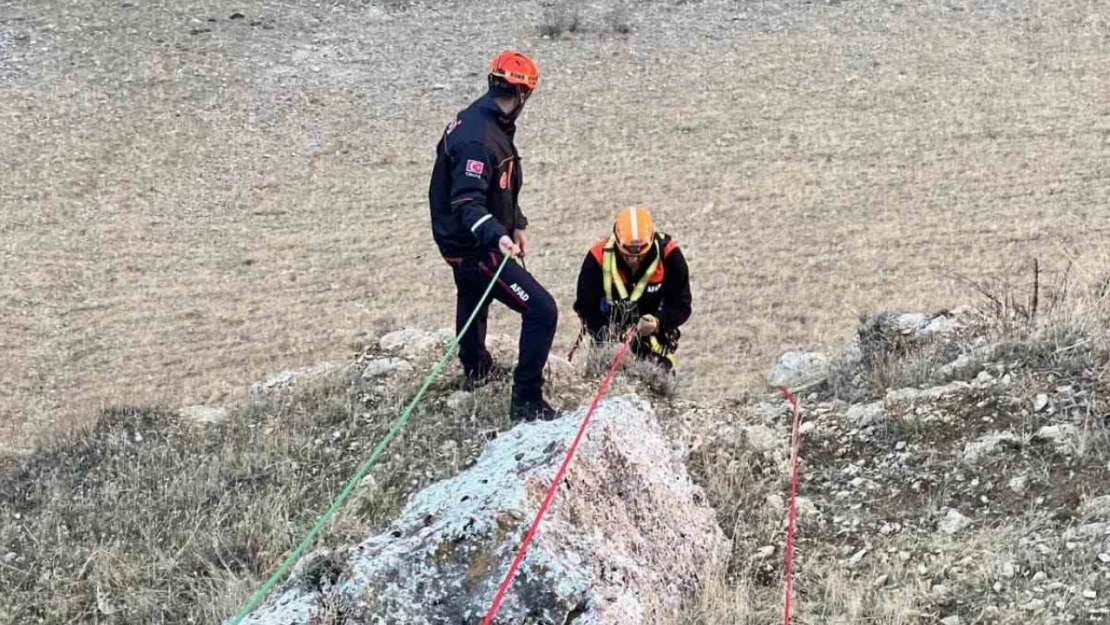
[
  {"left": 573, "top": 207, "right": 691, "bottom": 371},
  {"left": 428, "top": 50, "right": 559, "bottom": 422}
]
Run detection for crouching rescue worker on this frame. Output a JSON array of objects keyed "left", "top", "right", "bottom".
[
  {"left": 573, "top": 207, "right": 691, "bottom": 370},
  {"left": 428, "top": 49, "right": 559, "bottom": 422}
]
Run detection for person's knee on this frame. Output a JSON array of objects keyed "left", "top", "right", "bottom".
[{"left": 526, "top": 286, "right": 558, "bottom": 330}]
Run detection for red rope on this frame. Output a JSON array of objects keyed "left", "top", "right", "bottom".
[
  {"left": 480, "top": 333, "right": 634, "bottom": 625},
  {"left": 778, "top": 386, "right": 803, "bottom": 625}
]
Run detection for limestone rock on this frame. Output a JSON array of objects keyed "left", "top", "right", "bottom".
[
  {"left": 768, "top": 350, "right": 830, "bottom": 391},
  {"left": 962, "top": 432, "right": 1020, "bottom": 464},
  {"left": 250, "top": 362, "right": 343, "bottom": 402},
  {"left": 177, "top": 405, "right": 227, "bottom": 425},
  {"left": 360, "top": 357, "right": 413, "bottom": 379},
  {"left": 940, "top": 508, "right": 972, "bottom": 535},
  {"left": 235, "top": 395, "right": 729, "bottom": 625},
  {"left": 379, "top": 328, "right": 454, "bottom": 356}
]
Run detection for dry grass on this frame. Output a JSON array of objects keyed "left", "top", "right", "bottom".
[
  {"left": 1, "top": 0, "right": 1109, "bottom": 455},
  {"left": 0, "top": 349, "right": 533, "bottom": 623},
  {"left": 673, "top": 254, "right": 1110, "bottom": 624}
]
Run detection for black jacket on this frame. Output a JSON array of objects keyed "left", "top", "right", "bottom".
[
  {"left": 428, "top": 93, "right": 528, "bottom": 259},
  {"left": 573, "top": 233, "right": 692, "bottom": 340}
]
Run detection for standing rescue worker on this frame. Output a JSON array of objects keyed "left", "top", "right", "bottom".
[
  {"left": 428, "top": 50, "right": 559, "bottom": 422},
  {"left": 573, "top": 207, "right": 691, "bottom": 370}
]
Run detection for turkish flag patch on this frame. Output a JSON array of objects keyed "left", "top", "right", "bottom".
[{"left": 465, "top": 159, "right": 485, "bottom": 176}]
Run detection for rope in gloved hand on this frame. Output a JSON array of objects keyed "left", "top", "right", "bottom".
[{"left": 225, "top": 254, "right": 514, "bottom": 625}]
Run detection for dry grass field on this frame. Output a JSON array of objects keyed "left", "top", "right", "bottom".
[{"left": 2, "top": 0, "right": 1109, "bottom": 452}]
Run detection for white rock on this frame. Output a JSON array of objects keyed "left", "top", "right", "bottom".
[
  {"left": 2, "top": 552, "right": 16, "bottom": 564},
  {"left": 848, "top": 548, "right": 869, "bottom": 566},
  {"left": 795, "top": 497, "right": 819, "bottom": 518},
  {"left": 976, "top": 370, "right": 995, "bottom": 384},
  {"left": 1008, "top": 475, "right": 1028, "bottom": 494},
  {"left": 756, "top": 545, "right": 775, "bottom": 559},
  {"left": 752, "top": 400, "right": 791, "bottom": 425},
  {"left": 177, "top": 405, "right": 228, "bottom": 425},
  {"left": 1021, "top": 599, "right": 1047, "bottom": 611},
  {"left": 886, "top": 381, "right": 971, "bottom": 404},
  {"left": 250, "top": 362, "right": 343, "bottom": 402},
  {"left": 941, "top": 616, "right": 960, "bottom": 625},
  {"left": 445, "top": 391, "right": 472, "bottom": 415},
  {"left": 361, "top": 357, "right": 413, "bottom": 379},
  {"left": 847, "top": 402, "right": 886, "bottom": 427},
  {"left": 1033, "top": 394, "right": 1050, "bottom": 412},
  {"left": 235, "top": 395, "right": 729, "bottom": 625},
  {"left": 379, "top": 328, "right": 454, "bottom": 356},
  {"left": 1035, "top": 424, "right": 1080, "bottom": 453},
  {"left": 1000, "top": 561, "right": 1016, "bottom": 579},
  {"left": 871, "top": 574, "right": 889, "bottom": 588},
  {"left": 768, "top": 351, "right": 830, "bottom": 391},
  {"left": 1099, "top": 553, "right": 1110, "bottom": 564},
  {"left": 963, "top": 432, "right": 1020, "bottom": 464},
  {"left": 741, "top": 425, "right": 780, "bottom": 453},
  {"left": 1084, "top": 589, "right": 1098, "bottom": 600},
  {"left": 940, "top": 508, "right": 972, "bottom": 535},
  {"left": 765, "top": 494, "right": 785, "bottom": 511}
]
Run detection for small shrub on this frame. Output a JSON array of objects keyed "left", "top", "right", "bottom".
[{"left": 538, "top": 2, "right": 581, "bottom": 37}]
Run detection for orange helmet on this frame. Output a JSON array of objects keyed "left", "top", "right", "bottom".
[
  {"left": 489, "top": 50, "right": 539, "bottom": 92},
  {"left": 612, "top": 207, "right": 656, "bottom": 257}
]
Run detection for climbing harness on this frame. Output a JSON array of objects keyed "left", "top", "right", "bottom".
[{"left": 601, "top": 234, "right": 660, "bottom": 311}]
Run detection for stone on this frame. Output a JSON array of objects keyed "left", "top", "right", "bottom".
[
  {"left": 445, "top": 391, "right": 472, "bottom": 415},
  {"left": 1084, "top": 590, "right": 1098, "bottom": 600},
  {"left": 1033, "top": 394, "right": 1050, "bottom": 412},
  {"left": 755, "top": 545, "right": 775, "bottom": 559},
  {"left": 234, "top": 395, "right": 729, "bottom": 625},
  {"left": 976, "top": 370, "right": 995, "bottom": 384},
  {"left": 177, "top": 405, "right": 227, "bottom": 425},
  {"left": 962, "top": 432, "right": 1020, "bottom": 464},
  {"left": 752, "top": 400, "right": 791, "bottom": 425},
  {"left": 1035, "top": 424, "right": 1080, "bottom": 453},
  {"left": 1008, "top": 476, "right": 1028, "bottom": 494},
  {"left": 886, "top": 381, "right": 971, "bottom": 404},
  {"left": 941, "top": 616, "right": 960, "bottom": 625},
  {"left": 796, "top": 497, "right": 818, "bottom": 518},
  {"left": 940, "top": 508, "right": 972, "bottom": 535},
  {"left": 1022, "top": 599, "right": 1047, "bottom": 611},
  {"left": 379, "top": 328, "right": 455, "bottom": 356},
  {"left": 740, "top": 425, "right": 780, "bottom": 453},
  {"left": 1000, "top": 561, "right": 1016, "bottom": 579},
  {"left": 250, "top": 362, "right": 343, "bottom": 402},
  {"left": 767, "top": 351, "right": 830, "bottom": 391},
  {"left": 361, "top": 357, "right": 413, "bottom": 379},
  {"left": 847, "top": 402, "right": 885, "bottom": 427}
]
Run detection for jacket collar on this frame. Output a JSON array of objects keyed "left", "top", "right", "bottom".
[{"left": 476, "top": 92, "right": 518, "bottom": 133}]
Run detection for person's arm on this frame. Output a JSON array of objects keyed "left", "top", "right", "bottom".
[
  {"left": 657, "top": 247, "right": 691, "bottom": 335},
  {"left": 573, "top": 251, "right": 610, "bottom": 338},
  {"left": 449, "top": 142, "right": 507, "bottom": 250}
]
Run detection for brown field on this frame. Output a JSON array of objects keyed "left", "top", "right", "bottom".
[{"left": 2, "top": 0, "right": 1109, "bottom": 452}]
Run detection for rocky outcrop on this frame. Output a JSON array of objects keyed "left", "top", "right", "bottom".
[{"left": 235, "top": 395, "right": 728, "bottom": 625}]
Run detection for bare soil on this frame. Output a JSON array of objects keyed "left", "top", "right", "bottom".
[{"left": 2, "top": 0, "right": 1109, "bottom": 451}]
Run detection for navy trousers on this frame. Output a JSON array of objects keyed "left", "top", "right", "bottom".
[{"left": 450, "top": 252, "right": 558, "bottom": 400}]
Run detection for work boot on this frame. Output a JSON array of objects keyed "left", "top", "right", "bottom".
[{"left": 509, "top": 391, "right": 558, "bottom": 423}]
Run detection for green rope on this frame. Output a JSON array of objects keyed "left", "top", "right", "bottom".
[{"left": 226, "top": 254, "right": 513, "bottom": 625}]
